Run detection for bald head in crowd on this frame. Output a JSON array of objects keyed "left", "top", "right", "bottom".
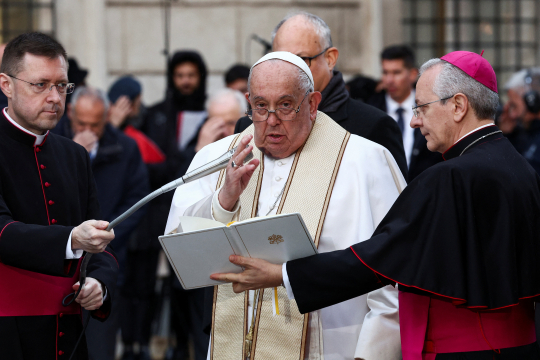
[
  {"left": 68, "top": 86, "right": 110, "bottom": 152},
  {"left": 271, "top": 12, "right": 338, "bottom": 92}
]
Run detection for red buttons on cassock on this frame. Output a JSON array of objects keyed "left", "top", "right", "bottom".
[
  {"left": 51, "top": 219, "right": 57, "bottom": 224},
  {"left": 40, "top": 164, "right": 46, "bottom": 169},
  {"left": 59, "top": 332, "right": 64, "bottom": 337},
  {"left": 58, "top": 350, "right": 64, "bottom": 355},
  {"left": 35, "top": 147, "right": 41, "bottom": 152},
  {"left": 59, "top": 313, "right": 63, "bottom": 318},
  {"left": 45, "top": 182, "right": 50, "bottom": 187},
  {"left": 49, "top": 200, "right": 54, "bottom": 205}
]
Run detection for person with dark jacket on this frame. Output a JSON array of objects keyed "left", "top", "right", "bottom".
[
  {"left": 234, "top": 12, "right": 407, "bottom": 178},
  {"left": 368, "top": 45, "right": 443, "bottom": 182},
  {"left": 141, "top": 50, "right": 210, "bottom": 360},
  {"left": 53, "top": 86, "right": 149, "bottom": 360},
  {"left": 0, "top": 32, "right": 117, "bottom": 360},
  {"left": 500, "top": 68, "right": 540, "bottom": 175}
]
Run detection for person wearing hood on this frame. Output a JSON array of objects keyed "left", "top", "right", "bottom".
[
  {"left": 140, "top": 51, "right": 210, "bottom": 360},
  {"left": 233, "top": 11, "right": 408, "bottom": 179}
]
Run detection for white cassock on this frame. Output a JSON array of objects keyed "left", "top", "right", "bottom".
[{"left": 165, "top": 133, "right": 406, "bottom": 360}]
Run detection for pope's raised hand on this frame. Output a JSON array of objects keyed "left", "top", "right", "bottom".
[
  {"left": 210, "top": 255, "right": 283, "bottom": 293},
  {"left": 218, "top": 134, "right": 260, "bottom": 211}
]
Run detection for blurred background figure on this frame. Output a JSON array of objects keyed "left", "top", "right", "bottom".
[
  {"left": 368, "top": 45, "right": 442, "bottom": 181},
  {"left": 108, "top": 76, "right": 166, "bottom": 165},
  {"left": 224, "top": 64, "right": 250, "bottom": 94},
  {"left": 108, "top": 76, "right": 144, "bottom": 129},
  {"left": 346, "top": 74, "right": 378, "bottom": 103},
  {"left": 195, "top": 88, "right": 246, "bottom": 152},
  {"left": 67, "top": 58, "right": 88, "bottom": 100},
  {"left": 52, "top": 86, "right": 149, "bottom": 360},
  {"left": 500, "top": 68, "right": 540, "bottom": 174}
]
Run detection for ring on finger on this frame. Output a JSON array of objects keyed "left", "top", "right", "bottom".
[{"left": 232, "top": 160, "right": 242, "bottom": 168}]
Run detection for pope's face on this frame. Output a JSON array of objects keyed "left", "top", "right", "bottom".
[
  {"left": 5, "top": 53, "right": 67, "bottom": 135},
  {"left": 411, "top": 65, "right": 454, "bottom": 153},
  {"left": 248, "top": 61, "right": 319, "bottom": 159}
]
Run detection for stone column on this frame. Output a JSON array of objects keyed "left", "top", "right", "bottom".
[
  {"left": 357, "top": 0, "right": 403, "bottom": 77},
  {"left": 358, "top": 0, "right": 384, "bottom": 77},
  {"left": 55, "top": 0, "right": 108, "bottom": 89}
]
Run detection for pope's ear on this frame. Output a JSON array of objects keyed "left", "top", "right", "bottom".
[
  {"left": 309, "top": 91, "right": 322, "bottom": 119},
  {"left": 0, "top": 73, "right": 12, "bottom": 99},
  {"left": 452, "top": 93, "right": 468, "bottom": 122}
]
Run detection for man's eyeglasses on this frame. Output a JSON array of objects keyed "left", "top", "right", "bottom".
[
  {"left": 299, "top": 47, "right": 330, "bottom": 67},
  {"left": 412, "top": 95, "right": 455, "bottom": 118},
  {"left": 8, "top": 75, "right": 75, "bottom": 94},
  {"left": 246, "top": 91, "right": 310, "bottom": 122}
]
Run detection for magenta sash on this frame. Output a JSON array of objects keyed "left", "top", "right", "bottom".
[
  {"left": 399, "top": 291, "right": 536, "bottom": 360},
  {"left": 0, "top": 259, "right": 81, "bottom": 316}
]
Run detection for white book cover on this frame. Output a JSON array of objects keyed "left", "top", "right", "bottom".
[{"left": 159, "top": 213, "right": 317, "bottom": 289}]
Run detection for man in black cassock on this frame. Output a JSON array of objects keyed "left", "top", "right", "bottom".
[
  {"left": 0, "top": 33, "right": 118, "bottom": 360},
  {"left": 212, "top": 51, "right": 540, "bottom": 359}
]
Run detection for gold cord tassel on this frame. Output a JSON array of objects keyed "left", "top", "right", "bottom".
[{"left": 244, "top": 326, "right": 254, "bottom": 358}]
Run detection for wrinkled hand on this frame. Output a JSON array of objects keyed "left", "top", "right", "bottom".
[
  {"left": 210, "top": 255, "right": 283, "bottom": 293},
  {"left": 71, "top": 220, "right": 115, "bottom": 253},
  {"left": 73, "top": 130, "right": 98, "bottom": 153},
  {"left": 73, "top": 277, "right": 104, "bottom": 311},
  {"left": 195, "top": 116, "right": 234, "bottom": 152},
  {"left": 218, "top": 135, "right": 260, "bottom": 211},
  {"left": 108, "top": 96, "right": 133, "bottom": 128}
]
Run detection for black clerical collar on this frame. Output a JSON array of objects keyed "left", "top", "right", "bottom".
[
  {"left": 442, "top": 124, "right": 502, "bottom": 161},
  {"left": 0, "top": 109, "right": 49, "bottom": 147}
]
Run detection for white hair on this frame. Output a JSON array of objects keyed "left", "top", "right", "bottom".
[
  {"left": 271, "top": 11, "right": 333, "bottom": 50},
  {"left": 419, "top": 58, "right": 499, "bottom": 120},
  {"left": 207, "top": 88, "right": 247, "bottom": 117},
  {"left": 247, "top": 59, "right": 314, "bottom": 96},
  {"left": 504, "top": 67, "right": 540, "bottom": 95},
  {"left": 71, "top": 86, "right": 110, "bottom": 111}
]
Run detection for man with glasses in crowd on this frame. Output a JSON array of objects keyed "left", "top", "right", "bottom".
[
  {"left": 0, "top": 32, "right": 118, "bottom": 360},
  {"left": 166, "top": 51, "right": 405, "bottom": 360},
  {"left": 234, "top": 11, "right": 408, "bottom": 178}
]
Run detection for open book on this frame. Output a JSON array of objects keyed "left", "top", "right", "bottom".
[{"left": 159, "top": 213, "right": 318, "bottom": 290}]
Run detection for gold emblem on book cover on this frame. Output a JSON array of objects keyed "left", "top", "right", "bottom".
[{"left": 268, "top": 234, "right": 284, "bottom": 244}]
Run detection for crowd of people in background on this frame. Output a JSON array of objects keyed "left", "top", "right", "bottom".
[{"left": 4, "top": 10, "right": 537, "bottom": 360}]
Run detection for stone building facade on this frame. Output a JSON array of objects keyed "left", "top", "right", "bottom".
[{"left": 55, "top": 0, "right": 403, "bottom": 105}]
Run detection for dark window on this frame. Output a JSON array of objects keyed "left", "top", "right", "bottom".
[
  {"left": 0, "top": 0, "right": 56, "bottom": 43},
  {"left": 403, "top": 0, "right": 540, "bottom": 87}
]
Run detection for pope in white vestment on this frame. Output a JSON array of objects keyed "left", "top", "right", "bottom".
[{"left": 165, "top": 52, "right": 406, "bottom": 360}]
